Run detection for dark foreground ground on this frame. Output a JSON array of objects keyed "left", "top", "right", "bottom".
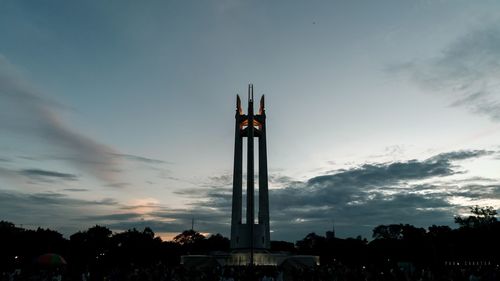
[{"left": 2, "top": 261, "right": 500, "bottom": 281}]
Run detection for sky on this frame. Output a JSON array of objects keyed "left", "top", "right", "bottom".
[{"left": 1, "top": 0, "right": 500, "bottom": 242}]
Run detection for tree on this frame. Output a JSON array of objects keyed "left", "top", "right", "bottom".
[
  {"left": 454, "top": 205, "right": 498, "bottom": 228},
  {"left": 296, "top": 232, "right": 326, "bottom": 253},
  {"left": 372, "top": 224, "right": 403, "bottom": 240},
  {"left": 69, "top": 225, "right": 112, "bottom": 268},
  {"left": 143, "top": 227, "right": 155, "bottom": 239},
  {"left": 109, "top": 227, "right": 163, "bottom": 265},
  {"left": 173, "top": 230, "right": 205, "bottom": 245},
  {"left": 400, "top": 224, "right": 426, "bottom": 241},
  {"left": 70, "top": 225, "right": 112, "bottom": 252},
  {"left": 372, "top": 224, "right": 425, "bottom": 241},
  {"left": 271, "top": 240, "right": 296, "bottom": 253},
  {"left": 0, "top": 221, "right": 16, "bottom": 230},
  {"left": 205, "top": 233, "right": 230, "bottom": 251},
  {"left": 427, "top": 225, "right": 451, "bottom": 237}
]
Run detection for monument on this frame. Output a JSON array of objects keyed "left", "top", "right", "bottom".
[
  {"left": 181, "top": 85, "right": 319, "bottom": 268},
  {"left": 230, "top": 84, "right": 270, "bottom": 251}
]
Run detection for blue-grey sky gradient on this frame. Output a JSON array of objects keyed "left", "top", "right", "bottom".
[{"left": 1, "top": 0, "right": 500, "bottom": 241}]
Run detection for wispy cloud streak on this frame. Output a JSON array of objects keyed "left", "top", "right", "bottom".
[
  {"left": 0, "top": 55, "right": 121, "bottom": 184},
  {"left": 113, "top": 153, "right": 169, "bottom": 164},
  {"left": 394, "top": 23, "right": 500, "bottom": 121},
  {"left": 19, "top": 169, "right": 77, "bottom": 180}
]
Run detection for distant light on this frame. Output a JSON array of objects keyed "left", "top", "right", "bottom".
[{"left": 14, "top": 256, "right": 18, "bottom": 259}]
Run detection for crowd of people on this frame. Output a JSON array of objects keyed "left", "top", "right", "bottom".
[{"left": 1, "top": 261, "right": 499, "bottom": 281}]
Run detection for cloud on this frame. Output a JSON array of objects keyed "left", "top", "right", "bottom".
[
  {"left": 76, "top": 204, "right": 230, "bottom": 236},
  {"left": 2, "top": 149, "right": 495, "bottom": 241},
  {"left": 113, "top": 153, "right": 169, "bottom": 165},
  {"left": 107, "top": 208, "right": 230, "bottom": 235},
  {"left": 176, "top": 149, "right": 495, "bottom": 240},
  {"left": 19, "top": 169, "right": 77, "bottom": 180},
  {"left": 79, "top": 213, "right": 143, "bottom": 222},
  {"left": 106, "top": 220, "right": 189, "bottom": 234},
  {"left": 1, "top": 166, "right": 79, "bottom": 184},
  {"left": 394, "top": 22, "right": 500, "bottom": 121},
  {"left": 306, "top": 150, "right": 487, "bottom": 190},
  {"left": 0, "top": 190, "right": 118, "bottom": 234},
  {"left": 105, "top": 182, "right": 130, "bottom": 188},
  {"left": 24, "top": 192, "right": 117, "bottom": 206},
  {"left": 63, "top": 188, "right": 89, "bottom": 192},
  {"left": 64, "top": 149, "right": 492, "bottom": 240},
  {"left": 0, "top": 55, "right": 121, "bottom": 184},
  {"left": 309, "top": 160, "right": 450, "bottom": 187},
  {"left": 430, "top": 150, "right": 492, "bottom": 161}
]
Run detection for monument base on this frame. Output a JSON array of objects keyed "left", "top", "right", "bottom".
[{"left": 181, "top": 251, "right": 319, "bottom": 268}]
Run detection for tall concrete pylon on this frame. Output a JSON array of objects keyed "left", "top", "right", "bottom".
[{"left": 230, "top": 84, "right": 270, "bottom": 250}]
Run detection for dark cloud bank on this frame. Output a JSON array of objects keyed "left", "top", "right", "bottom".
[{"left": 27, "top": 149, "right": 492, "bottom": 241}]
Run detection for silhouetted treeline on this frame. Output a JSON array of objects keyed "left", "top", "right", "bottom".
[
  {"left": 0, "top": 206, "right": 498, "bottom": 278},
  {"left": 0, "top": 224, "right": 232, "bottom": 277},
  {"left": 294, "top": 206, "right": 500, "bottom": 267},
  {"left": 294, "top": 222, "right": 500, "bottom": 267}
]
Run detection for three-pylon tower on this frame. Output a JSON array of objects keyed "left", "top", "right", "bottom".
[{"left": 230, "top": 84, "right": 270, "bottom": 250}]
